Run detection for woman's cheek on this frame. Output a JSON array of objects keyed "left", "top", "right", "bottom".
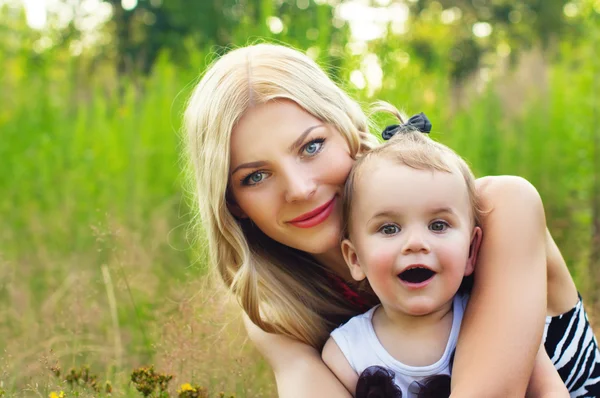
[
  {"left": 321, "top": 146, "right": 354, "bottom": 184},
  {"left": 238, "top": 188, "right": 277, "bottom": 226}
]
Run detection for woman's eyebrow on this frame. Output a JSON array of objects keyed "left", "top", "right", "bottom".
[
  {"left": 231, "top": 125, "right": 323, "bottom": 175},
  {"left": 288, "top": 124, "right": 323, "bottom": 152},
  {"left": 231, "top": 160, "right": 267, "bottom": 176}
]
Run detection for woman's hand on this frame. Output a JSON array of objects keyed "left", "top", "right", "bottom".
[{"left": 451, "top": 176, "right": 548, "bottom": 397}]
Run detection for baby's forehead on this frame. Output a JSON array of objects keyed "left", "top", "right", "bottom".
[
  {"left": 351, "top": 158, "right": 471, "bottom": 211},
  {"left": 352, "top": 156, "right": 394, "bottom": 183},
  {"left": 355, "top": 153, "right": 466, "bottom": 185},
  {"left": 354, "top": 156, "right": 450, "bottom": 183}
]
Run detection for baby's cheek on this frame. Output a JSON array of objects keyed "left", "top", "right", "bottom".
[
  {"left": 365, "top": 246, "right": 398, "bottom": 271},
  {"left": 437, "top": 238, "right": 471, "bottom": 268}
]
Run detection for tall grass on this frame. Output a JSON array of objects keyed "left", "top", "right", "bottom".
[{"left": 0, "top": 30, "right": 598, "bottom": 396}]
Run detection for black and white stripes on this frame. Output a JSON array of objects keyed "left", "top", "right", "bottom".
[{"left": 544, "top": 295, "right": 600, "bottom": 397}]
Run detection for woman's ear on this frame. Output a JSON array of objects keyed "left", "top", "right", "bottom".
[
  {"left": 341, "top": 239, "right": 366, "bottom": 281},
  {"left": 465, "top": 226, "right": 482, "bottom": 276},
  {"left": 226, "top": 189, "right": 248, "bottom": 219},
  {"left": 227, "top": 202, "right": 248, "bottom": 219}
]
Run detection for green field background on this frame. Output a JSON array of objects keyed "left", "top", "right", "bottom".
[{"left": 1, "top": 1, "right": 600, "bottom": 396}]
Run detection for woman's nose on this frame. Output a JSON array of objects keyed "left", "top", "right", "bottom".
[
  {"left": 401, "top": 228, "right": 430, "bottom": 254},
  {"left": 283, "top": 165, "right": 317, "bottom": 203}
]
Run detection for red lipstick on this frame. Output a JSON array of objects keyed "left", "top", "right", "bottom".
[{"left": 288, "top": 197, "right": 336, "bottom": 229}]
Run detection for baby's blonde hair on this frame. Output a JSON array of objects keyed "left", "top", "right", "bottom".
[
  {"left": 183, "top": 43, "right": 379, "bottom": 348},
  {"left": 342, "top": 104, "right": 482, "bottom": 240}
]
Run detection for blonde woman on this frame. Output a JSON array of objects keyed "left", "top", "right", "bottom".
[{"left": 183, "top": 43, "right": 580, "bottom": 397}]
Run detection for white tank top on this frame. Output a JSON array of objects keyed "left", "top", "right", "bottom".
[{"left": 330, "top": 294, "right": 469, "bottom": 396}]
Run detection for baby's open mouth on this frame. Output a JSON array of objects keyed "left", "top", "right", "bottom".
[{"left": 398, "top": 267, "right": 436, "bottom": 284}]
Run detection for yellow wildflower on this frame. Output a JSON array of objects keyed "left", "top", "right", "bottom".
[
  {"left": 49, "top": 392, "right": 66, "bottom": 398},
  {"left": 178, "top": 383, "right": 195, "bottom": 393}
]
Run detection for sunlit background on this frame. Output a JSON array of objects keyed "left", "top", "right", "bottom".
[{"left": 1, "top": 0, "right": 599, "bottom": 396}]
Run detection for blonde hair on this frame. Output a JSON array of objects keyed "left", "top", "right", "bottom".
[
  {"left": 183, "top": 43, "right": 379, "bottom": 348},
  {"left": 342, "top": 104, "right": 482, "bottom": 239}
]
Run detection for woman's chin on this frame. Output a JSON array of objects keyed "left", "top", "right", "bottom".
[
  {"left": 290, "top": 229, "right": 342, "bottom": 255},
  {"left": 305, "top": 222, "right": 343, "bottom": 254}
]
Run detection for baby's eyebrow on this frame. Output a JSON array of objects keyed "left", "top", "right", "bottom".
[
  {"left": 365, "top": 210, "right": 400, "bottom": 227},
  {"left": 364, "top": 208, "right": 458, "bottom": 226},
  {"left": 430, "top": 207, "right": 456, "bottom": 216},
  {"left": 368, "top": 210, "right": 398, "bottom": 221}
]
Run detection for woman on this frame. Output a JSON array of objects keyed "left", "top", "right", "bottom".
[{"left": 183, "top": 43, "right": 581, "bottom": 396}]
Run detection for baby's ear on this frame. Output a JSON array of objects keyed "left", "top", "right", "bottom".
[
  {"left": 341, "top": 239, "right": 366, "bottom": 281},
  {"left": 465, "top": 227, "right": 482, "bottom": 276}
]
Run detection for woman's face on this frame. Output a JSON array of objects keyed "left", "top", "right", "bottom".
[{"left": 229, "top": 99, "right": 354, "bottom": 254}]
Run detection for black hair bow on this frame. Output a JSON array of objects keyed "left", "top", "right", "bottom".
[{"left": 381, "top": 112, "right": 432, "bottom": 140}]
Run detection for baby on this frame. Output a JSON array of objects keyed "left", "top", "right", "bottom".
[{"left": 321, "top": 110, "right": 569, "bottom": 397}]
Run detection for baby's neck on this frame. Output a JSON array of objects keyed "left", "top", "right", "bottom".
[{"left": 372, "top": 300, "right": 455, "bottom": 367}]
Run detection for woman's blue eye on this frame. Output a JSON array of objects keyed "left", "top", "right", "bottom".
[
  {"left": 302, "top": 138, "right": 325, "bottom": 156},
  {"left": 430, "top": 221, "right": 449, "bottom": 232},
  {"left": 379, "top": 224, "right": 400, "bottom": 235},
  {"left": 242, "top": 171, "right": 267, "bottom": 186}
]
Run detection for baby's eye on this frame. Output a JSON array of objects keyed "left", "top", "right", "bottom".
[
  {"left": 379, "top": 224, "right": 400, "bottom": 235},
  {"left": 429, "top": 221, "right": 449, "bottom": 232},
  {"left": 302, "top": 138, "right": 325, "bottom": 156},
  {"left": 242, "top": 171, "right": 269, "bottom": 186}
]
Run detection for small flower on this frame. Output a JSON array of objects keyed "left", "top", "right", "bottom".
[
  {"left": 178, "top": 383, "right": 195, "bottom": 393},
  {"left": 49, "top": 392, "right": 66, "bottom": 398}
]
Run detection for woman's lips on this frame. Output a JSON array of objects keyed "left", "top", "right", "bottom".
[{"left": 288, "top": 197, "right": 336, "bottom": 228}]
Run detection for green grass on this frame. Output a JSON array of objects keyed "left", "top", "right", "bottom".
[{"left": 0, "top": 29, "right": 599, "bottom": 397}]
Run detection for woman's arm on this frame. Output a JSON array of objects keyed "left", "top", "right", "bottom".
[
  {"left": 243, "top": 314, "right": 352, "bottom": 398},
  {"left": 526, "top": 345, "right": 569, "bottom": 398},
  {"left": 451, "top": 176, "right": 548, "bottom": 397},
  {"left": 545, "top": 228, "right": 579, "bottom": 316}
]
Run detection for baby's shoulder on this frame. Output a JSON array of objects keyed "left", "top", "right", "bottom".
[{"left": 331, "top": 306, "right": 377, "bottom": 338}]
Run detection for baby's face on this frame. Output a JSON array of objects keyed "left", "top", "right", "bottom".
[{"left": 343, "top": 158, "right": 478, "bottom": 317}]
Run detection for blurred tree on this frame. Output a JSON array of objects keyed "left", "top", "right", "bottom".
[
  {"left": 404, "top": 0, "right": 573, "bottom": 80},
  {"left": 102, "top": 0, "right": 239, "bottom": 74},
  {"left": 101, "top": 0, "right": 348, "bottom": 75}
]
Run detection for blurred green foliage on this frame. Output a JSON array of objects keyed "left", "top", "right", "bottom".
[{"left": 0, "top": 0, "right": 599, "bottom": 396}]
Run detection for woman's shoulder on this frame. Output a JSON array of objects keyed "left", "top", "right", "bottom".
[
  {"left": 475, "top": 175, "right": 543, "bottom": 210},
  {"left": 475, "top": 175, "right": 541, "bottom": 199},
  {"left": 332, "top": 306, "right": 377, "bottom": 336},
  {"left": 242, "top": 313, "right": 320, "bottom": 369},
  {"left": 243, "top": 313, "right": 356, "bottom": 397}
]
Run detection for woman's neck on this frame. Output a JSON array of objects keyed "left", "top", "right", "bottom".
[{"left": 312, "top": 247, "right": 353, "bottom": 282}]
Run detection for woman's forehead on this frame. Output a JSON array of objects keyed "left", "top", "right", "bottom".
[
  {"left": 235, "top": 99, "right": 318, "bottom": 130},
  {"left": 230, "top": 101, "right": 322, "bottom": 156}
]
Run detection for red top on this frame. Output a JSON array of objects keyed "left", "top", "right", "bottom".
[{"left": 326, "top": 272, "right": 371, "bottom": 312}]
